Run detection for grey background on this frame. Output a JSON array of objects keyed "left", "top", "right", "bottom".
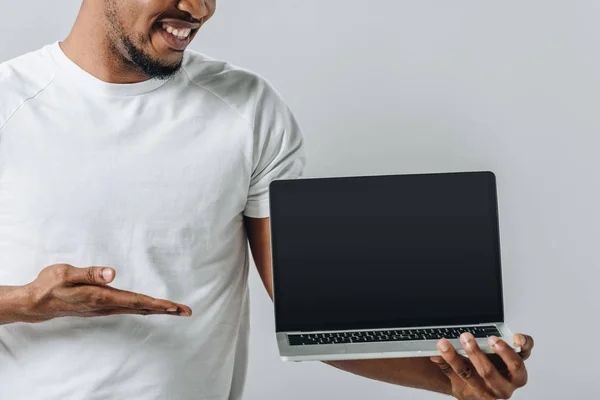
[{"left": 1, "top": 1, "right": 598, "bottom": 399}]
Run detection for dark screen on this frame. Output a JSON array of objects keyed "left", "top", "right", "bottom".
[{"left": 269, "top": 171, "right": 504, "bottom": 332}]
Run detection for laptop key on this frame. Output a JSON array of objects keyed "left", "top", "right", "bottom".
[{"left": 288, "top": 336, "right": 304, "bottom": 346}]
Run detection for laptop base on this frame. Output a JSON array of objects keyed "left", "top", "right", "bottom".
[{"left": 278, "top": 323, "right": 520, "bottom": 362}]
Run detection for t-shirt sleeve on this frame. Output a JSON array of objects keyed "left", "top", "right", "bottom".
[{"left": 243, "top": 79, "right": 306, "bottom": 218}]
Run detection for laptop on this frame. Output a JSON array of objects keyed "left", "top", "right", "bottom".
[{"left": 268, "top": 171, "right": 520, "bottom": 362}]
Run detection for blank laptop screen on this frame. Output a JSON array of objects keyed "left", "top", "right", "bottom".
[{"left": 269, "top": 171, "right": 504, "bottom": 332}]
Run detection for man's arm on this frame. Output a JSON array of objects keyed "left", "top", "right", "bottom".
[
  {"left": 244, "top": 216, "right": 453, "bottom": 396},
  {"left": 0, "top": 286, "right": 30, "bottom": 325}
]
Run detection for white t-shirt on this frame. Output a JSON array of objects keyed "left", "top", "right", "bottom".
[{"left": 0, "top": 42, "right": 305, "bottom": 400}]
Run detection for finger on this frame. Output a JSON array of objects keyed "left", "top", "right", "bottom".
[
  {"left": 460, "top": 333, "right": 516, "bottom": 398},
  {"left": 66, "top": 285, "right": 192, "bottom": 315},
  {"left": 430, "top": 356, "right": 470, "bottom": 395},
  {"left": 514, "top": 333, "right": 534, "bottom": 361},
  {"left": 487, "top": 354, "right": 511, "bottom": 374},
  {"left": 79, "top": 308, "right": 187, "bottom": 317},
  {"left": 99, "top": 287, "right": 192, "bottom": 314},
  {"left": 63, "top": 265, "right": 115, "bottom": 285},
  {"left": 430, "top": 358, "right": 496, "bottom": 400},
  {"left": 437, "top": 338, "right": 491, "bottom": 395},
  {"left": 489, "top": 336, "right": 529, "bottom": 388}
]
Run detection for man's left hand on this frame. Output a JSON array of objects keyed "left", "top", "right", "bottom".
[{"left": 430, "top": 332, "right": 534, "bottom": 399}]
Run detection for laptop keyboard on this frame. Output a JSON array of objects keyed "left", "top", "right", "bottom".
[{"left": 287, "top": 326, "right": 501, "bottom": 346}]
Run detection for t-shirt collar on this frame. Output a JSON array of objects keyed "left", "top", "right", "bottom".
[{"left": 47, "top": 41, "right": 173, "bottom": 97}]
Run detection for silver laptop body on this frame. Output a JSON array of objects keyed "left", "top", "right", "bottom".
[{"left": 269, "top": 171, "right": 520, "bottom": 362}]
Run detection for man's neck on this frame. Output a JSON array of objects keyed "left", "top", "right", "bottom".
[{"left": 60, "top": 3, "right": 150, "bottom": 84}]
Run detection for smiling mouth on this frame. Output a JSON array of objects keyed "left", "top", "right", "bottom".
[
  {"left": 155, "top": 20, "right": 201, "bottom": 51},
  {"left": 161, "top": 23, "right": 193, "bottom": 40}
]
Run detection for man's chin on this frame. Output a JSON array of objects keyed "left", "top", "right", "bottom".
[
  {"left": 124, "top": 42, "right": 183, "bottom": 79},
  {"left": 144, "top": 61, "right": 182, "bottom": 80}
]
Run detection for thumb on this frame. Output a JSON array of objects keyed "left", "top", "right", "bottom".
[
  {"left": 98, "top": 267, "right": 115, "bottom": 283},
  {"left": 65, "top": 266, "right": 116, "bottom": 285}
]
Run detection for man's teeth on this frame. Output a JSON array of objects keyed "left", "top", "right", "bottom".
[{"left": 161, "top": 23, "right": 192, "bottom": 40}]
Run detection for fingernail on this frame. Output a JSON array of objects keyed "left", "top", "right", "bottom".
[
  {"left": 166, "top": 308, "right": 177, "bottom": 312},
  {"left": 438, "top": 339, "right": 450, "bottom": 352},
  {"left": 102, "top": 268, "right": 114, "bottom": 281},
  {"left": 489, "top": 336, "right": 499, "bottom": 347},
  {"left": 460, "top": 333, "right": 472, "bottom": 350},
  {"left": 518, "top": 334, "right": 527, "bottom": 346},
  {"left": 181, "top": 311, "right": 191, "bottom": 317}
]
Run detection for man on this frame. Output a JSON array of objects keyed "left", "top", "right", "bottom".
[{"left": 0, "top": 1, "right": 534, "bottom": 399}]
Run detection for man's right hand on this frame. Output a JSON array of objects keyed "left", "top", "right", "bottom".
[{"left": 19, "top": 264, "right": 192, "bottom": 323}]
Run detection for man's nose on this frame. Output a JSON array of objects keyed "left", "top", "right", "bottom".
[{"left": 177, "top": 0, "right": 209, "bottom": 21}]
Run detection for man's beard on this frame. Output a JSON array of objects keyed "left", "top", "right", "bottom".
[
  {"left": 105, "top": 0, "right": 182, "bottom": 80},
  {"left": 120, "top": 33, "right": 182, "bottom": 80}
]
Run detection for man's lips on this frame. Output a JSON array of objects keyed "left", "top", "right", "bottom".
[
  {"left": 158, "top": 27, "right": 192, "bottom": 51},
  {"left": 155, "top": 18, "right": 200, "bottom": 51}
]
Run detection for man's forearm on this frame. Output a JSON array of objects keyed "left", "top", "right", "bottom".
[
  {"left": 0, "top": 285, "right": 29, "bottom": 325},
  {"left": 257, "top": 280, "right": 453, "bottom": 396},
  {"left": 244, "top": 218, "right": 454, "bottom": 398},
  {"left": 255, "top": 274, "right": 454, "bottom": 396},
  {"left": 324, "top": 357, "right": 453, "bottom": 396},
  {"left": 257, "top": 281, "right": 453, "bottom": 396}
]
